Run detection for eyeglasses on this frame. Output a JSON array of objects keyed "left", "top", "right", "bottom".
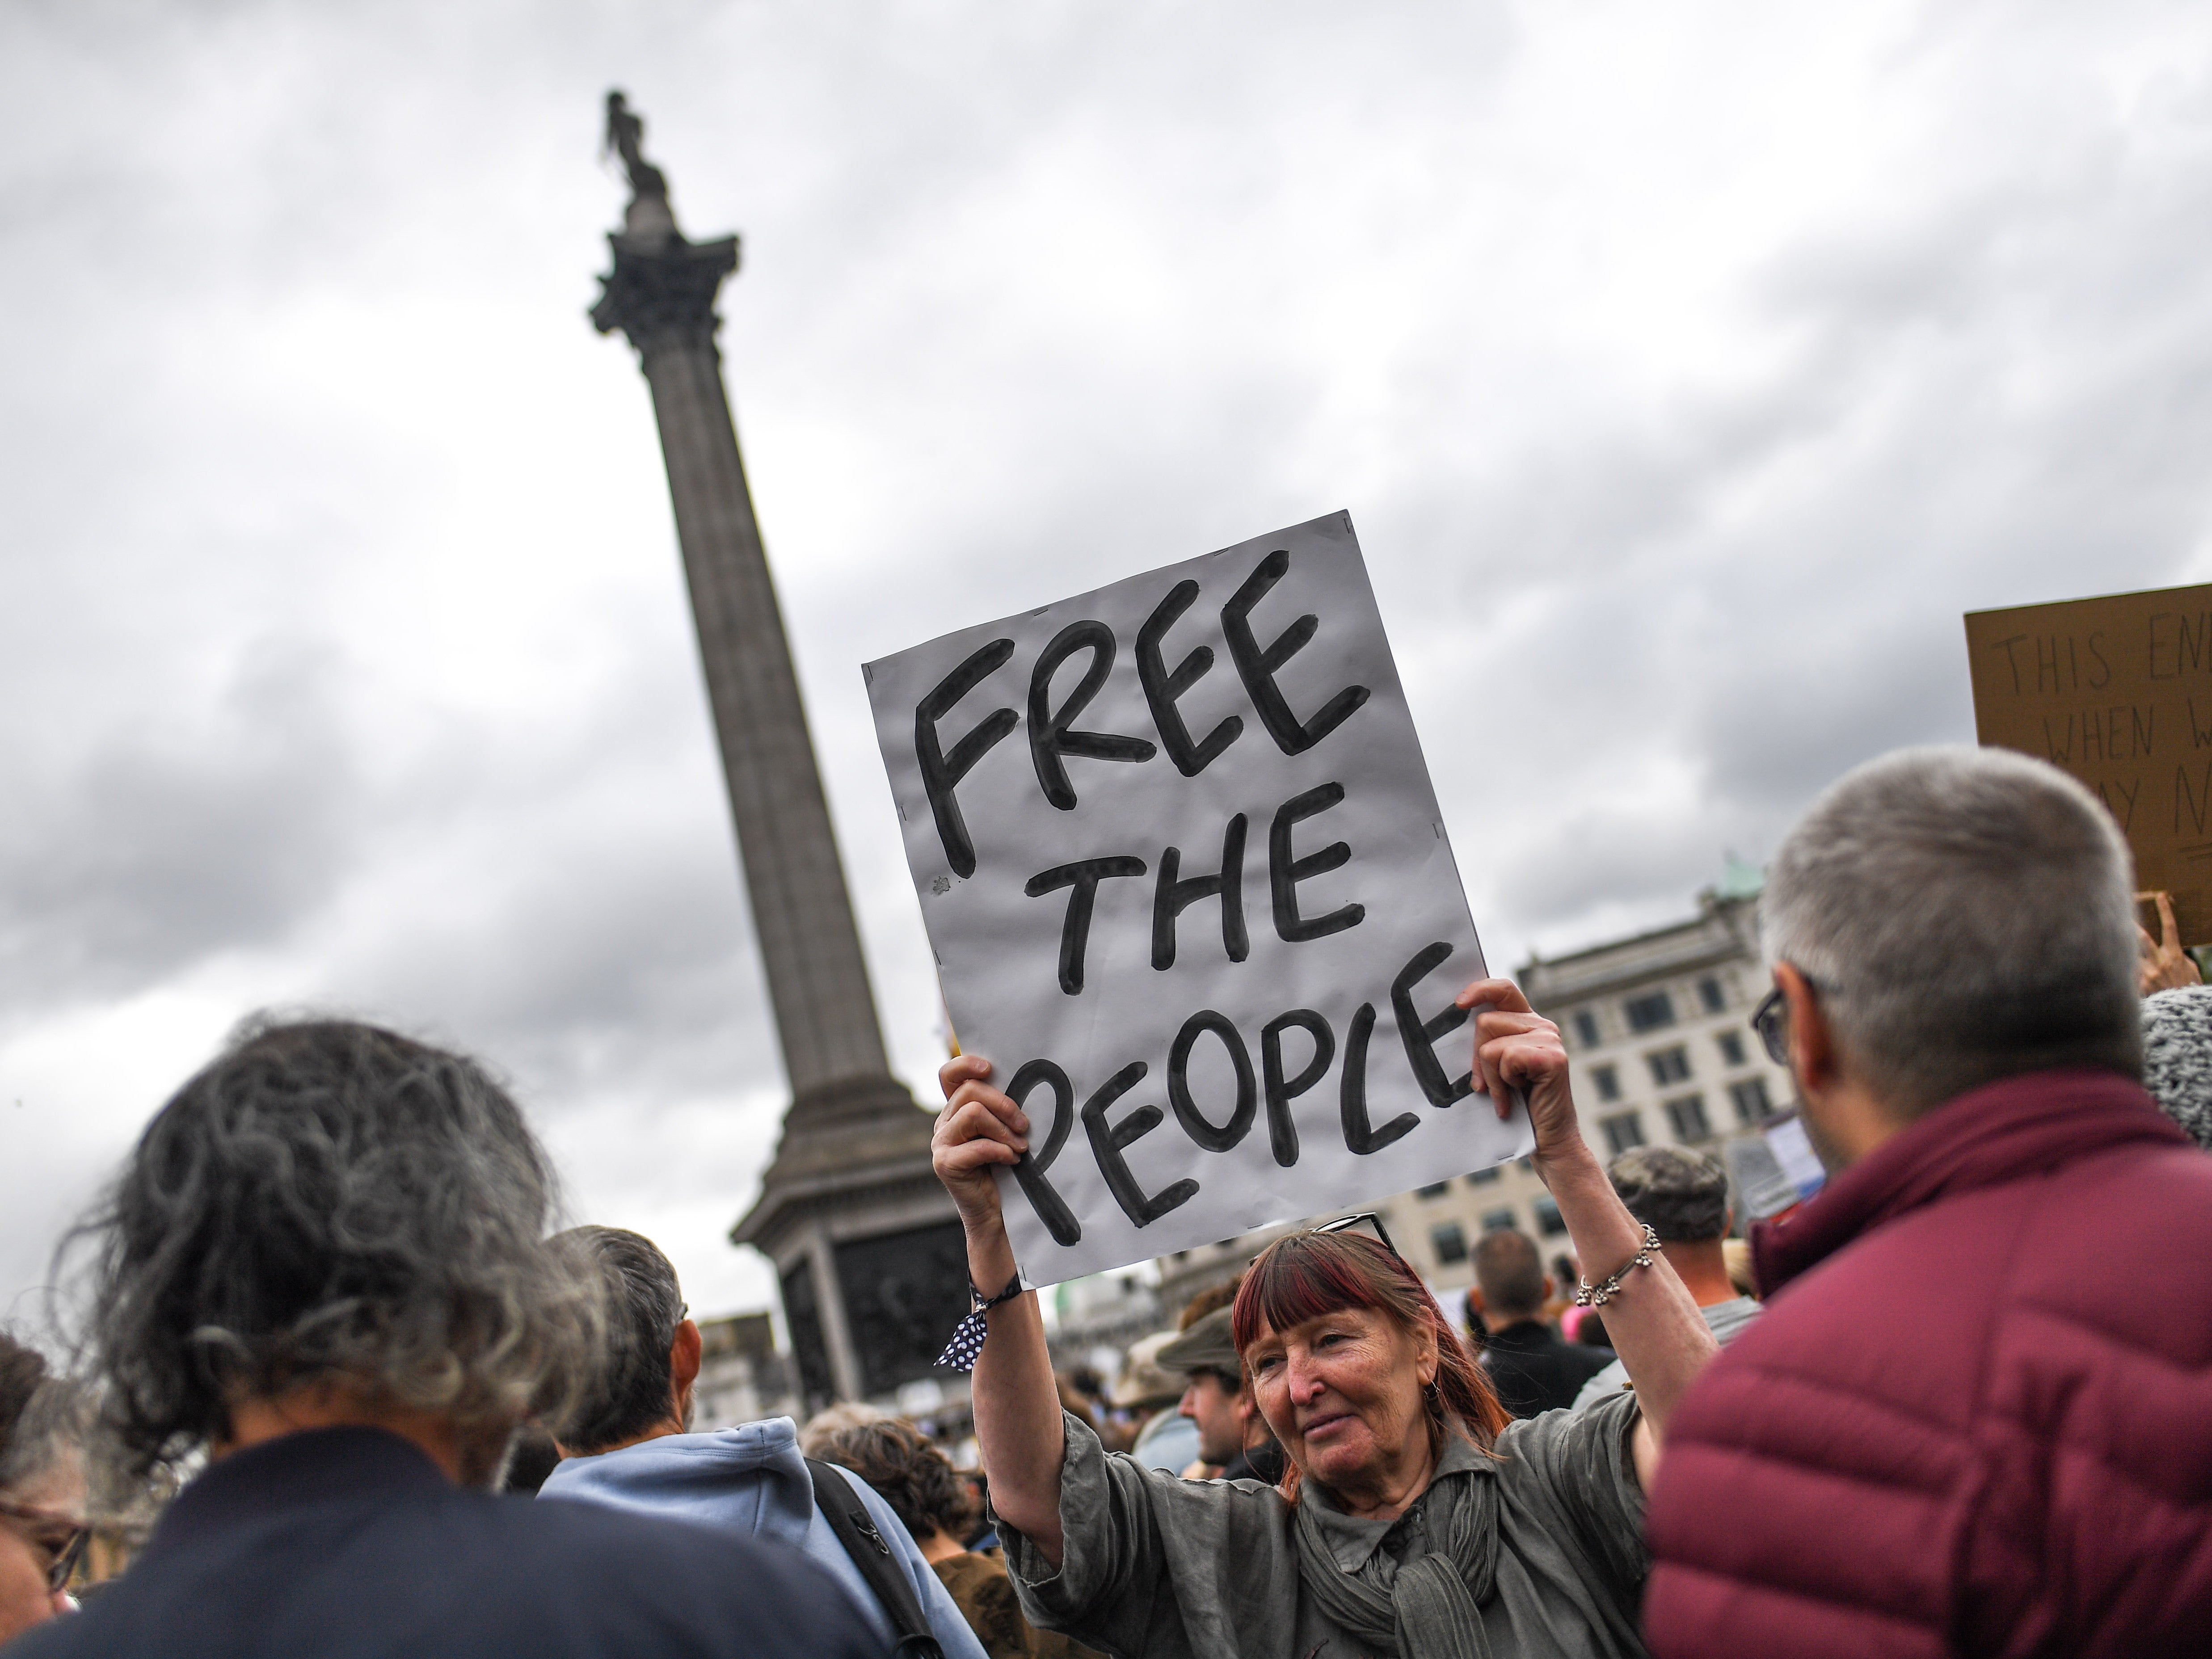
[
  {"left": 0, "top": 1497, "right": 91, "bottom": 1594},
  {"left": 1751, "top": 973, "right": 1825, "bottom": 1067},
  {"left": 1310, "top": 1211, "right": 1401, "bottom": 1259}
]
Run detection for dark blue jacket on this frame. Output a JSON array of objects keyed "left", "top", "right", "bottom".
[{"left": 9, "top": 1427, "right": 884, "bottom": 1659}]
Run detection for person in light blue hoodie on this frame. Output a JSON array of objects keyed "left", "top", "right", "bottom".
[{"left": 539, "top": 1227, "right": 986, "bottom": 1659}]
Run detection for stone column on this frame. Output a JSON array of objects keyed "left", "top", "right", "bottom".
[
  {"left": 590, "top": 114, "right": 964, "bottom": 1407},
  {"left": 593, "top": 228, "right": 888, "bottom": 1097}
]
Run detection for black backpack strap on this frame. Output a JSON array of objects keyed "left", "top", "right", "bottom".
[{"left": 806, "top": 1457, "right": 945, "bottom": 1659}]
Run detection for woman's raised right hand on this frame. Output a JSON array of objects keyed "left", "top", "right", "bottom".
[{"left": 933, "top": 1055, "right": 1028, "bottom": 1233}]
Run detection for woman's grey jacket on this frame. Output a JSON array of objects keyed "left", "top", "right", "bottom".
[{"left": 996, "top": 1394, "right": 1650, "bottom": 1659}]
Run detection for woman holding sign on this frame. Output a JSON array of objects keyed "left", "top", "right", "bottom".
[{"left": 933, "top": 977, "right": 1718, "bottom": 1659}]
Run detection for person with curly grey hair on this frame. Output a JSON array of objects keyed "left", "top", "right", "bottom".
[{"left": 12, "top": 1017, "right": 877, "bottom": 1659}]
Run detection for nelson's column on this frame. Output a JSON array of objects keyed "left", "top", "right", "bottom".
[{"left": 589, "top": 93, "right": 965, "bottom": 1409}]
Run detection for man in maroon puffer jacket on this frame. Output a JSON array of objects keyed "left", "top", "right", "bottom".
[{"left": 1644, "top": 745, "right": 2212, "bottom": 1658}]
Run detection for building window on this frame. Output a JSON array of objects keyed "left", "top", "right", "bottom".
[
  {"left": 1624, "top": 991, "right": 1676, "bottom": 1032},
  {"left": 1730, "top": 1077, "right": 1775, "bottom": 1124},
  {"left": 1480, "top": 1208, "right": 1519, "bottom": 1233},
  {"left": 1647, "top": 1046, "right": 1691, "bottom": 1086},
  {"left": 1715, "top": 1030, "right": 1746, "bottom": 1067},
  {"left": 1601, "top": 1112, "right": 1646, "bottom": 1156},
  {"left": 1665, "top": 1094, "right": 1711, "bottom": 1141},
  {"left": 1590, "top": 1064, "right": 1621, "bottom": 1102},
  {"left": 1416, "top": 1181, "right": 1450, "bottom": 1200},
  {"left": 1533, "top": 1196, "right": 1567, "bottom": 1237},
  {"left": 1698, "top": 975, "right": 1726, "bottom": 1014},
  {"left": 1466, "top": 1166, "right": 1500, "bottom": 1186},
  {"left": 1572, "top": 1009, "right": 1601, "bottom": 1048},
  {"left": 1430, "top": 1222, "right": 1469, "bottom": 1264}
]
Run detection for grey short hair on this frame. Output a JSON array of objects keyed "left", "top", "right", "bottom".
[
  {"left": 1762, "top": 746, "right": 2141, "bottom": 1117},
  {"left": 1607, "top": 1145, "right": 1730, "bottom": 1242},
  {"left": 60, "top": 1017, "right": 600, "bottom": 1475},
  {"left": 548, "top": 1227, "right": 686, "bottom": 1454}
]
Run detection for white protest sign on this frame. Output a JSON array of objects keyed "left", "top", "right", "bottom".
[{"left": 864, "top": 511, "right": 1531, "bottom": 1284}]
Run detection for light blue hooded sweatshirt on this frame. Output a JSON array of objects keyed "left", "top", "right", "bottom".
[{"left": 539, "top": 1417, "right": 986, "bottom": 1659}]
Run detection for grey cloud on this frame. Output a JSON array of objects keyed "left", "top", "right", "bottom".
[
  {"left": 12, "top": 0, "right": 2212, "bottom": 1325},
  {"left": 0, "top": 645, "right": 362, "bottom": 1012}
]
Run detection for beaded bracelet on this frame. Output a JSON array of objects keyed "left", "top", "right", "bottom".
[{"left": 1575, "top": 1224, "right": 1662, "bottom": 1308}]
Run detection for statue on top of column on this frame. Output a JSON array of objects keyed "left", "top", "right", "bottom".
[{"left": 604, "top": 90, "right": 680, "bottom": 242}]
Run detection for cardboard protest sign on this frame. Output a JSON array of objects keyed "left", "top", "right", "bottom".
[
  {"left": 865, "top": 511, "right": 1530, "bottom": 1284},
  {"left": 1966, "top": 583, "right": 2212, "bottom": 943}
]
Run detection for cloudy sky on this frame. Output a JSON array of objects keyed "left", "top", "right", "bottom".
[{"left": 5, "top": 0, "right": 2211, "bottom": 1325}]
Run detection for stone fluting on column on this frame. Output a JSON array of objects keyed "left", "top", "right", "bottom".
[{"left": 597, "top": 232, "right": 890, "bottom": 1097}]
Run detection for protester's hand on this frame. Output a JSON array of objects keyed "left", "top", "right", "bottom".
[
  {"left": 2137, "top": 891, "right": 2201, "bottom": 996},
  {"left": 1456, "top": 977, "right": 1584, "bottom": 1163},
  {"left": 934, "top": 1054, "right": 1025, "bottom": 1234}
]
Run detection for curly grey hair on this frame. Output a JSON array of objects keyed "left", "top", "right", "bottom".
[
  {"left": 59, "top": 1017, "right": 599, "bottom": 1477},
  {"left": 1762, "top": 746, "right": 2141, "bottom": 1118}
]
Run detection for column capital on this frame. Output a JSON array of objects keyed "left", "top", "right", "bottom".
[{"left": 590, "top": 230, "right": 741, "bottom": 363}]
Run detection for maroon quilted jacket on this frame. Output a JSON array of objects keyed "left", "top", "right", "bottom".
[{"left": 1643, "top": 1067, "right": 2212, "bottom": 1658}]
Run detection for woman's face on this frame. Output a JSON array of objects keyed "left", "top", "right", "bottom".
[
  {"left": 0, "top": 1453, "right": 86, "bottom": 1642},
  {"left": 1244, "top": 1303, "right": 1437, "bottom": 1500}
]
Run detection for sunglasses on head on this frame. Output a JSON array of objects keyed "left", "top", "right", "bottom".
[
  {"left": 0, "top": 1497, "right": 90, "bottom": 1593},
  {"left": 1309, "top": 1211, "right": 1402, "bottom": 1260}
]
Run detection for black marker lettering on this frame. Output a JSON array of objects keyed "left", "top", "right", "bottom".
[
  {"left": 1028, "top": 620, "right": 1157, "bottom": 810},
  {"left": 1339, "top": 1002, "right": 1419, "bottom": 1155},
  {"left": 1151, "top": 813, "right": 1250, "bottom": 970},
  {"left": 1270, "top": 782, "right": 1365, "bottom": 943},
  {"left": 1392, "top": 942, "right": 1475, "bottom": 1107},
  {"left": 1166, "top": 1011, "right": 1257, "bottom": 1153},
  {"left": 1221, "top": 548, "right": 1370, "bottom": 755},
  {"left": 1260, "top": 1009, "right": 1333, "bottom": 1168},
  {"left": 1137, "top": 579, "right": 1243, "bottom": 776},
  {"left": 1004, "top": 1060, "right": 1081, "bottom": 1246},
  {"left": 1026, "top": 857, "right": 1148, "bottom": 995},
  {"left": 915, "top": 638, "right": 1018, "bottom": 878},
  {"left": 1081, "top": 1061, "right": 1200, "bottom": 1227}
]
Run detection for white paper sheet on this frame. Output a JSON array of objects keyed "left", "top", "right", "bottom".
[{"left": 864, "top": 511, "right": 1533, "bottom": 1284}]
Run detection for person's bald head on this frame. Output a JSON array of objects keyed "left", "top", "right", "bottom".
[{"left": 1473, "top": 1228, "right": 1546, "bottom": 1322}]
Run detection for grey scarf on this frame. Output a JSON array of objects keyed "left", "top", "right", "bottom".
[{"left": 1292, "top": 1461, "right": 1499, "bottom": 1659}]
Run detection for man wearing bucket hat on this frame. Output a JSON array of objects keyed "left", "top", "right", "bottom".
[
  {"left": 1155, "top": 1310, "right": 1284, "bottom": 1485},
  {"left": 1112, "top": 1334, "right": 1198, "bottom": 1474}
]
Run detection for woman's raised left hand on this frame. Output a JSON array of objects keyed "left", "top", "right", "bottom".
[{"left": 1455, "top": 977, "right": 1587, "bottom": 1165}]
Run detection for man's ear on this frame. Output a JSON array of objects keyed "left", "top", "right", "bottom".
[
  {"left": 1779, "top": 962, "right": 1839, "bottom": 1092},
  {"left": 670, "top": 1318, "right": 703, "bottom": 1415},
  {"left": 1539, "top": 1273, "right": 1555, "bottom": 1304},
  {"left": 1467, "top": 1287, "right": 1487, "bottom": 1317}
]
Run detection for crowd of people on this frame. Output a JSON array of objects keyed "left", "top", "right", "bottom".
[{"left": 2, "top": 742, "right": 2210, "bottom": 1656}]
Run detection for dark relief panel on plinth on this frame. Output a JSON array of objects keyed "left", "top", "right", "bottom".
[
  {"left": 834, "top": 1221, "right": 973, "bottom": 1399},
  {"left": 779, "top": 1259, "right": 836, "bottom": 1413}
]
